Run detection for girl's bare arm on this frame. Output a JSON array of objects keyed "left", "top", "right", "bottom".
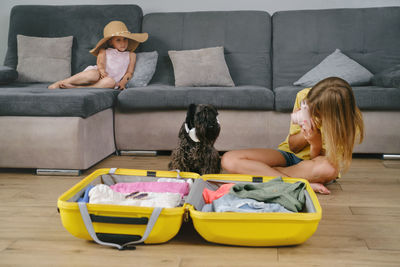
[
  {"left": 97, "top": 49, "right": 107, "bottom": 78},
  {"left": 288, "top": 132, "right": 308, "bottom": 153},
  {"left": 117, "top": 52, "right": 136, "bottom": 90},
  {"left": 301, "top": 120, "right": 323, "bottom": 159}
]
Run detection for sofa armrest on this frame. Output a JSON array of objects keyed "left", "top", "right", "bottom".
[{"left": 0, "top": 66, "right": 18, "bottom": 84}]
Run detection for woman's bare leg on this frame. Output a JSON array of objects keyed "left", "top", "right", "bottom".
[
  {"left": 48, "top": 70, "right": 100, "bottom": 89},
  {"left": 221, "top": 148, "right": 287, "bottom": 176}
]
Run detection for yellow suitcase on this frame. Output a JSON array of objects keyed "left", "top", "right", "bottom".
[{"left": 57, "top": 168, "right": 321, "bottom": 249}]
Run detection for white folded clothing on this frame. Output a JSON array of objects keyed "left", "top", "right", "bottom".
[
  {"left": 157, "top": 178, "right": 193, "bottom": 189},
  {"left": 89, "top": 184, "right": 182, "bottom": 208}
]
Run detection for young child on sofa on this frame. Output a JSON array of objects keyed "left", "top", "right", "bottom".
[
  {"left": 221, "top": 77, "right": 364, "bottom": 194},
  {"left": 48, "top": 21, "right": 147, "bottom": 90}
]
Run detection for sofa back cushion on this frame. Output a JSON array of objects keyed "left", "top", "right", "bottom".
[
  {"left": 4, "top": 5, "right": 143, "bottom": 75},
  {"left": 141, "top": 11, "right": 272, "bottom": 88},
  {"left": 272, "top": 7, "right": 400, "bottom": 89}
]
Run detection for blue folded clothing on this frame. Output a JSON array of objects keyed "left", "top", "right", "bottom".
[
  {"left": 201, "top": 194, "right": 292, "bottom": 213},
  {"left": 78, "top": 185, "right": 94, "bottom": 203}
]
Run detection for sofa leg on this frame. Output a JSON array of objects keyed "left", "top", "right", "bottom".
[
  {"left": 36, "top": 169, "right": 81, "bottom": 176},
  {"left": 382, "top": 154, "right": 400, "bottom": 160},
  {"left": 119, "top": 150, "right": 157, "bottom": 156}
]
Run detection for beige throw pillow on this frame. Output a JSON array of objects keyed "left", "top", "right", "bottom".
[
  {"left": 17, "top": 35, "right": 73, "bottom": 82},
  {"left": 168, "top": 46, "right": 235, "bottom": 87}
]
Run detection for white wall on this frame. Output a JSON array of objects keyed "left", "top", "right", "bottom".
[{"left": 1, "top": 0, "right": 400, "bottom": 63}]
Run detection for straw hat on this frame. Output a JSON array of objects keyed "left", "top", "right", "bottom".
[{"left": 90, "top": 21, "right": 148, "bottom": 56}]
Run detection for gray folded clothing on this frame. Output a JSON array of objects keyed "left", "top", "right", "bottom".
[{"left": 230, "top": 177, "right": 306, "bottom": 212}]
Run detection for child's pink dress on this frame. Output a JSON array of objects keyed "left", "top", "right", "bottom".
[{"left": 84, "top": 48, "right": 130, "bottom": 87}]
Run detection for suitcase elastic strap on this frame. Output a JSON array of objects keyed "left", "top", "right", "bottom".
[{"left": 78, "top": 202, "right": 162, "bottom": 250}]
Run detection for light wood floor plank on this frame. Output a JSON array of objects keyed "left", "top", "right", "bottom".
[{"left": 0, "top": 156, "right": 399, "bottom": 266}]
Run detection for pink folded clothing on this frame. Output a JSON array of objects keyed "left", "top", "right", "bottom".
[
  {"left": 203, "top": 183, "right": 235, "bottom": 204},
  {"left": 110, "top": 182, "right": 190, "bottom": 196}
]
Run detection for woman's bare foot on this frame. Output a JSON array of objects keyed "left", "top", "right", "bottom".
[
  {"left": 48, "top": 81, "right": 62, "bottom": 89},
  {"left": 310, "top": 182, "right": 331, "bottom": 195},
  {"left": 59, "top": 81, "right": 75, "bottom": 89}
]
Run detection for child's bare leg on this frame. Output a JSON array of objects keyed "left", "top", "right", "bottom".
[
  {"left": 61, "top": 70, "right": 101, "bottom": 88},
  {"left": 48, "top": 80, "right": 63, "bottom": 89},
  {"left": 275, "top": 156, "right": 338, "bottom": 183},
  {"left": 221, "top": 149, "right": 287, "bottom": 176},
  {"left": 48, "top": 70, "right": 101, "bottom": 89},
  {"left": 309, "top": 183, "right": 331, "bottom": 195},
  {"left": 67, "top": 76, "right": 116, "bottom": 89},
  {"left": 275, "top": 156, "right": 338, "bottom": 194}
]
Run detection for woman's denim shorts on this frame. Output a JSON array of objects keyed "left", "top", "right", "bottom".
[{"left": 277, "top": 150, "right": 303, "bottom": 167}]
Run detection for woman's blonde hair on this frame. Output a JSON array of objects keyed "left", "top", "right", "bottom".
[{"left": 307, "top": 77, "right": 364, "bottom": 172}]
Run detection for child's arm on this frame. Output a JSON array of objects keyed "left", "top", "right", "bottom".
[
  {"left": 301, "top": 120, "right": 323, "bottom": 159},
  {"left": 117, "top": 52, "right": 136, "bottom": 90},
  {"left": 97, "top": 49, "right": 107, "bottom": 78},
  {"left": 288, "top": 132, "right": 308, "bottom": 153}
]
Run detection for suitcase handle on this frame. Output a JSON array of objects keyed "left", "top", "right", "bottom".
[
  {"left": 78, "top": 202, "right": 162, "bottom": 250},
  {"left": 89, "top": 214, "right": 148, "bottom": 225}
]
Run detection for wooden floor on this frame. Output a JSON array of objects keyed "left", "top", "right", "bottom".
[{"left": 0, "top": 155, "right": 399, "bottom": 266}]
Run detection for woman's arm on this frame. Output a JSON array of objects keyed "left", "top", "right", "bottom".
[
  {"left": 117, "top": 52, "right": 136, "bottom": 90},
  {"left": 97, "top": 49, "right": 107, "bottom": 78}
]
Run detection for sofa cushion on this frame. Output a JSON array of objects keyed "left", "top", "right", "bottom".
[
  {"left": 16, "top": 35, "right": 73, "bottom": 82},
  {"left": 0, "top": 85, "right": 118, "bottom": 118},
  {"left": 293, "top": 49, "right": 373, "bottom": 87},
  {"left": 274, "top": 86, "right": 400, "bottom": 112},
  {"left": 141, "top": 11, "right": 271, "bottom": 88},
  {"left": 0, "top": 66, "right": 18, "bottom": 84},
  {"left": 372, "top": 64, "right": 400, "bottom": 88},
  {"left": 4, "top": 5, "right": 143, "bottom": 76},
  {"left": 168, "top": 46, "right": 234, "bottom": 87},
  {"left": 117, "top": 85, "right": 274, "bottom": 111},
  {"left": 273, "top": 7, "right": 400, "bottom": 89}
]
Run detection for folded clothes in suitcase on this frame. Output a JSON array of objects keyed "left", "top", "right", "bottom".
[{"left": 57, "top": 168, "right": 322, "bottom": 249}]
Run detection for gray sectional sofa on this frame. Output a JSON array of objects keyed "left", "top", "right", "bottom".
[{"left": 1, "top": 5, "right": 399, "bottom": 174}]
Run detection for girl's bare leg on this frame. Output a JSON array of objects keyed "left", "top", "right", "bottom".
[
  {"left": 222, "top": 149, "right": 335, "bottom": 194},
  {"left": 62, "top": 76, "right": 116, "bottom": 89},
  {"left": 275, "top": 156, "right": 338, "bottom": 194},
  {"left": 48, "top": 70, "right": 100, "bottom": 89},
  {"left": 221, "top": 148, "right": 287, "bottom": 176}
]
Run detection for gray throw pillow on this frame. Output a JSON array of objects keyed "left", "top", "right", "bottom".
[
  {"left": 17, "top": 35, "right": 73, "bottom": 82},
  {"left": 128, "top": 51, "right": 158, "bottom": 87},
  {"left": 168, "top": 46, "right": 235, "bottom": 87},
  {"left": 0, "top": 66, "right": 18, "bottom": 84},
  {"left": 372, "top": 64, "right": 400, "bottom": 88},
  {"left": 293, "top": 49, "right": 373, "bottom": 87}
]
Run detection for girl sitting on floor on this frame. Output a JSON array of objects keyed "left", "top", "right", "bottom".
[{"left": 221, "top": 77, "right": 364, "bottom": 194}]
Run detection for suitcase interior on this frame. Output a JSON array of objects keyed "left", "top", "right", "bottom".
[
  {"left": 186, "top": 174, "right": 322, "bottom": 246},
  {"left": 58, "top": 168, "right": 199, "bottom": 244},
  {"left": 58, "top": 169, "right": 321, "bottom": 247}
]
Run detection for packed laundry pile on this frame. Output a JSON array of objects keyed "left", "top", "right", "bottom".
[
  {"left": 77, "top": 177, "right": 306, "bottom": 212},
  {"left": 202, "top": 177, "right": 306, "bottom": 213},
  {"left": 78, "top": 178, "right": 193, "bottom": 208}
]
